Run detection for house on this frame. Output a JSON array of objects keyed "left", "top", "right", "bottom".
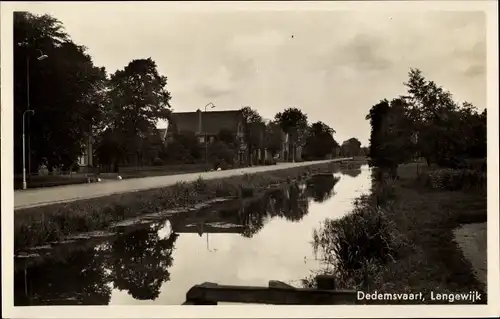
[
  {"left": 278, "top": 132, "right": 303, "bottom": 162},
  {"left": 77, "top": 132, "right": 94, "bottom": 172},
  {"left": 166, "top": 109, "right": 246, "bottom": 163},
  {"left": 167, "top": 109, "right": 245, "bottom": 142}
]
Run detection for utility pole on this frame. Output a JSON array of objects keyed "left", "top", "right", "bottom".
[
  {"left": 27, "top": 50, "right": 49, "bottom": 176},
  {"left": 22, "top": 47, "right": 48, "bottom": 186},
  {"left": 22, "top": 110, "right": 35, "bottom": 189},
  {"left": 203, "top": 102, "right": 216, "bottom": 167}
]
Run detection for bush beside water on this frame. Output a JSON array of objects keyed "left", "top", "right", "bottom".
[
  {"left": 307, "top": 181, "right": 403, "bottom": 290},
  {"left": 416, "top": 168, "right": 486, "bottom": 191},
  {"left": 303, "top": 164, "right": 487, "bottom": 303}
]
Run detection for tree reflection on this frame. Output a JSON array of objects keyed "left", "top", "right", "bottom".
[
  {"left": 341, "top": 162, "right": 363, "bottom": 178},
  {"left": 241, "top": 199, "right": 268, "bottom": 238},
  {"left": 283, "top": 183, "right": 310, "bottom": 222},
  {"left": 306, "top": 175, "right": 340, "bottom": 203},
  {"left": 240, "top": 179, "right": 334, "bottom": 238},
  {"left": 342, "top": 169, "right": 362, "bottom": 178},
  {"left": 109, "top": 222, "right": 178, "bottom": 300},
  {"left": 14, "top": 247, "right": 111, "bottom": 306}
]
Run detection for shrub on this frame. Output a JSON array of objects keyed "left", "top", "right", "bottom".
[
  {"left": 417, "top": 168, "right": 486, "bottom": 191},
  {"left": 152, "top": 157, "right": 165, "bottom": 166},
  {"left": 312, "top": 197, "right": 401, "bottom": 277},
  {"left": 240, "top": 184, "right": 255, "bottom": 198}
]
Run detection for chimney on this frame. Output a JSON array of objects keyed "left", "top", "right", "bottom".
[{"left": 197, "top": 109, "right": 202, "bottom": 134}]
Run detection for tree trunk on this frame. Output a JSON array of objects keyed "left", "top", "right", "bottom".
[{"left": 389, "top": 165, "right": 398, "bottom": 180}]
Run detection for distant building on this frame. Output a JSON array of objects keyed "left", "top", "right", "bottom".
[
  {"left": 166, "top": 109, "right": 246, "bottom": 163},
  {"left": 279, "top": 132, "right": 303, "bottom": 162},
  {"left": 166, "top": 109, "right": 245, "bottom": 142}
]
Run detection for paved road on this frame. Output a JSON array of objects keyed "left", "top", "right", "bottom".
[{"left": 15, "top": 158, "right": 352, "bottom": 210}]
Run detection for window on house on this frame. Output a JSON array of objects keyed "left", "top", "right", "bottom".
[{"left": 198, "top": 136, "right": 205, "bottom": 143}]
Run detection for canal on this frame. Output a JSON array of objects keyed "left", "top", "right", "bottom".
[{"left": 14, "top": 164, "right": 371, "bottom": 306}]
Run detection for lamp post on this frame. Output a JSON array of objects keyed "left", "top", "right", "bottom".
[
  {"left": 206, "top": 233, "right": 217, "bottom": 252},
  {"left": 22, "top": 109, "right": 35, "bottom": 190},
  {"left": 203, "top": 102, "right": 216, "bottom": 167},
  {"left": 25, "top": 48, "right": 48, "bottom": 178}
]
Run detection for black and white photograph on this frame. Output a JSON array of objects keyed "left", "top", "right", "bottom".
[{"left": 1, "top": 1, "right": 498, "bottom": 318}]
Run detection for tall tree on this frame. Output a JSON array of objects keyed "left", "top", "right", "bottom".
[
  {"left": 264, "top": 121, "right": 284, "bottom": 158},
  {"left": 240, "top": 106, "right": 264, "bottom": 165},
  {"left": 366, "top": 97, "right": 415, "bottom": 176},
  {"left": 303, "top": 121, "right": 338, "bottom": 160},
  {"left": 403, "top": 68, "right": 460, "bottom": 166},
  {"left": 340, "top": 138, "right": 362, "bottom": 157},
  {"left": 274, "top": 107, "right": 309, "bottom": 161},
  {"left": 14, "top": 12, "right": 106, "bottom": 172},
  {"left": 99, "top": 58, "right": 172, "bottom": 167}
]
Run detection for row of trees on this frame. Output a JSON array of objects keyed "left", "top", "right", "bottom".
[
  {"left": 14, "top": 12, "right": 360, "bottom": 174},
  {"left": 14, "top": 12, "right": 172, "bottom": 173},
  {"left": 366, "top": 68, "right": 487, "bottom": 174},
  {"left": 160, "top": 105, "right": 342, "bottom": 169},
  {"left": 242, "top": 106, "right": 341, "bottom": 163}
]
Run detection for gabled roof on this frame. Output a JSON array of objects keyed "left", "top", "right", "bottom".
[{"left": 167, "top": 110, "right": 243, "bottom": 136}]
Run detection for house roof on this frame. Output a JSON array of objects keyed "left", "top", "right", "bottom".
[{"left": 167, "top": 110, "right": 243, "bottom": 136}]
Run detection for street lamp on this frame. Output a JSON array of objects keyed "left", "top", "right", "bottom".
[
  {"left": 25, "top": 48, "right": 48, "bottom": 176},
  {"left": 203, "top": 102, "right": 216, "bottom": 167},
  {"left": 206, "top": 233, "right": 217, "bottom": 252},
  {"left": 22, "top": 109, "right": 35, "bottom": 190}
]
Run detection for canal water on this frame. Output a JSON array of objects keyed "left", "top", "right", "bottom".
[{"left": 14, "top": 164, "right": 371, "bottom": 306}]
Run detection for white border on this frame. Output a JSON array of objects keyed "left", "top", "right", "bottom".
[{"left": 1, "top": 1, "right": 499, "bottom": 318}]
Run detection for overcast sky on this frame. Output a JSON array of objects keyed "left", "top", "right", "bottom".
[{"left": 12, "top": 2, "right": 487, "bottom": 145}]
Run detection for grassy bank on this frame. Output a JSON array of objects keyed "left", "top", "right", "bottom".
[
  {"left": 15, "top": 161, "right": 341, "bottom": 252},
  {"left": 14, "top": 160, "right": 285, "bottom": 189},
  {"left": 14, "top": 174, "right": 89, "bottom": 190},
  {"left": 14, "top": 163, "right": 212, "bottom": 190},
  {"left": 304, "top": 163, "right": 487, "bottom": 304}
]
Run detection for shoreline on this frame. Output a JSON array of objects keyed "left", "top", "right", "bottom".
[
  {"left": 15, "top": 160, "right": 362, "bottom": 253},
  {"left": 14, "top": 159, "right": 353, "bottom": 210},
  {"left": 303, "top": 163, "right": 487, "bottom": 304}
]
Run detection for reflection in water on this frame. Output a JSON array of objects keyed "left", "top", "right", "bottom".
[
  {"left": 109, "top": 222, "right": 179, "bottom": 300},
  {"left": 306, "top": 175, "right": 341, "bottom": 203},
  {"left": 340, "top": 161, "right": 363, "bottom": 178},
  {"left": 341, "top": 169, "right": 362, "bottom": 178},
  {"left": 241, "top": 176, "right": 338, "bottom": 238},
  {"left": 14, "top": 167, "right": 371, "bottom": 305},
  {"left": 14, "top": 248, "right": 111, "bottom": 306},
  {"left": 14, "top": 222, "right": 178, "bottom": 305}
]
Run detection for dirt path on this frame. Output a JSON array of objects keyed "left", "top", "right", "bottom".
[
  {"left": 14, "top": 158, "right": 351, "bottom": 210},
  {"left": 453, "top": 222, "right": 487, "bottom": 289}
]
